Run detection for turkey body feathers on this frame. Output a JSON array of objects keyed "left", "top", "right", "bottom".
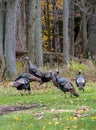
[
  {"left": 15, "top": 73, "right": 41, "bottom": 82},
  {"left": 13, "top": 77, "right": 30, "bottom": 91},
  {"left": 27, "top": 60, "right": 43, "bottom": 78},
  {"left": 52, "top": 71, "right": 79, "bottom": 97},
  {"left": 13, "top": 72, "right": 41, "bottom": 95},
  {"left": 75, "top": 73, "right": 86, "bottom": 91},
  {"left": 25, "top": 57, "right": 53, "bottom": 84},
  {"left": 56, "top": 77, "right": 77, "bottom": 92},
  {"left": 40, "top": 70, "right": 52, "bottom": 84}
]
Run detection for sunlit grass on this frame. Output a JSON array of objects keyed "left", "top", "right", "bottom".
[
  {"left": 0, "top": 108, "right": 96, "bottom": 130},
  {"left": 0, "top": 81, "right": 96, "bottom": 130}
]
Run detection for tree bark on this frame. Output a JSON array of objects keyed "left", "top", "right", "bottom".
[
  {"left": 0, "top": 1, "right": 5, "bottom": 72},
  {"left": 81, "top": 0, "right": 87, "bottom": 56},
  {"left": 26, "top": 0, "right": 37, "bottom": 62},
  {"left": 87, "top": 2, "right": 96, "bottom": 59},
  {"left": 4, "top": 0, "right": 18, "bottom": 76},
  {"left": 69, "top": 0, "right": 74, "bottom": 59},
  {"left": 52, "top": 0, "right": 60, "bottom": 53},
  {"left": 35, "top": 0, "right": 43, "bottom": 66},
  {"left": 63, "top": 0, "right": 70, "bottom": 66},
  {"left": 16, "top": 0, "right": 26, "bottom": 52},
  {"left": 46, "top": 0, "right": 51, "bottom": 52}
]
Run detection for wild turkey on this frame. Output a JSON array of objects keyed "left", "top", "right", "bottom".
[
  {"left": 15, "top": 72, "right": 41, "bottom": 82},
  {"left": 51, "top": 70, "right": 79, "bottom": 97},
  {"left": 24, "top": 56, "right": 43, "bottom": 78},
  {"left": 24, "top": 57, "right": 52, "bottom": 84},
  {"left": 13, "top": 77, "right": 31, "bottom": 95},
  {"left": 75, "top": 70, "right": 86, "bottom": 91},
  {"left": 13, "top": 73, "right": 41, "bottom": 95},
  {"left": 40, "top": 70, "right": 52, "bottom": 84}
]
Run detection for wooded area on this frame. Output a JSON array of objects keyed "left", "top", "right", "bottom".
[
  {"left": 0, "top": 0, "right": 96, "bottom": 78},
  {"left": 0, "top": 1, "right": 96, "bottom": 129}
]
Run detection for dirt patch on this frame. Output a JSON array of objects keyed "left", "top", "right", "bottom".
[
  {"left": 43, "top": 109, "right": 75, "bottom": 113},
  {"left": 0, "top": 104, "right": 46, "bottom": 115}
]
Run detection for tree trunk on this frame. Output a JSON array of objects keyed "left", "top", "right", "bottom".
[
  {"left": 35, "top": 0, "right": 43, "bottom": 66},
  {"left": 0, "top": 0, "right": 6, "bottom": 80},
  {"left": 43, "top": 1, "right": 47, "bottom": 30},
  {"left": 4, "top": 0, "right": 18, "bottom": 76},
  {"left": 87, "top": 2, "right": 96, "bottom": 59},
  {"left": 16, "top": 0, "right": 26, "bottom": 52},
  {"left": 46, "top": 0, "right": 51, "bottom": 52},
  {"left": 0, "top": 1, "right": 4, "bottom": 58},
  {"left": 81, "top": 0, "right": 87, "bottom": 57},
  {"left": 74, "top": 19, "right": 82, "bottom": 58},
  {"left": 69, "top": 0, "right": 74, "bottom": 59},
  {"left": 52, "top": 0, "right": 60, "bottom": 53},
  {"left": 0, "top": 1, "right": 5, "bottom": 72},
  {"left": 26, "top": 0, "right": 37, "bottom": 62},
  {"left": 63, "top": 0, "right": 70, "bottom": 66}
]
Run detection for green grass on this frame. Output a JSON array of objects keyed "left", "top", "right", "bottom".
[{"left": 0, "top": 82, "right": 96, "bottom": 130}]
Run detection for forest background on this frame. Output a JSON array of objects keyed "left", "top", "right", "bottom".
[{"left": 0, "top": 0, "right": 96, "bottom": 78}]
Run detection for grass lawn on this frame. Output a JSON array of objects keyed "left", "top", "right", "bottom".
[{"left": 0, "top": 81, "right": 96, "bottom": 130}]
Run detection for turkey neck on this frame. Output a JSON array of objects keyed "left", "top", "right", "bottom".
[
  {"left": 51, "top": 74, "right": 58, "bottom": 87},
  {"left": 27, "top": 60, "right": 31, "bottom": 66},
  {"left": 27, "top": 60, "right": 34, "bottom": 70}
]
